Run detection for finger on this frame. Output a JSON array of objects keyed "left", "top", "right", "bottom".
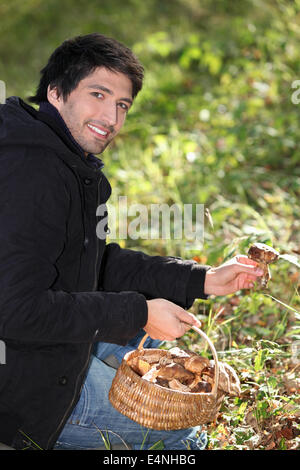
[
  {"left": 148, "top": 328, "right": 177, "bottom": 342},
  {"left": 176, "top": 322, "right": 189, "bottom": 338},
  {"left": 181, "top": 321, "right": 196, "bottom": 334},
  {"left": 244, "top": 273, "right": 260, "bottom": 281},
  {"left": 244, "top": 281, "right": 255, "bottom": 289},
  {"left": 234, "top": 259, "right": 263, "bottom": 275},
  {"left": 175, "top": 309, "right": 201, "bottom": 328},
  {"left": 176, "top": 320, "right": 198, "bottom": 338},
  {"left": 154, "top": 319, "right": 188, "bottom": 341},
  {"left": 235, "top": 255, "right": 258, "bottom": 266},
  {"left": 237, "top": 272, "right": 257, "bottom": 289}
]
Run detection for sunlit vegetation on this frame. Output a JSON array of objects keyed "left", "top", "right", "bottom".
[{"left": 1, "top": 0, "right": 299, "bottom": 450}]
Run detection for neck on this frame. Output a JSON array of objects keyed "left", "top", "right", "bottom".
[
  {"left": 39, "top": 101, "right": 86, "bottom": 157},
  {"left": 38, "top": 101, "right": 104, "bottom": 170}
]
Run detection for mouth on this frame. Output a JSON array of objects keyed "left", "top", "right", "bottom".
[{"left": 87, "top": 123, "right": 110, "bottom": 140}]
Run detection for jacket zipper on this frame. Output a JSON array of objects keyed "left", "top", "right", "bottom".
[
  {"left": 46, "top": 329, "right": 98, "bottom": 449},
  {"left": 47, "top": 174, "right": 102, "bottom": 448},
  {"left": 93, "top": 175, "right": 102, "bottom": 291}
]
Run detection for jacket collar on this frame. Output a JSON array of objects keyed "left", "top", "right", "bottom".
[{"left": 18, "top": 98, "right": 104, "bottom": 179}]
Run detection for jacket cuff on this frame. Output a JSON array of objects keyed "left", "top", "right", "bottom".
[
  {"left": 127, "top": 293, "right": 148, "bottom": 337},
  {"left": 186, "top": 264, "right": 211, "bottom": 306},
  {"left": 99, "top": 292, "right": 148, "bottom": 346}
]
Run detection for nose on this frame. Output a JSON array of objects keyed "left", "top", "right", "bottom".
[{"left": 101, "top": 101, "right": 118, "bottom": 128}]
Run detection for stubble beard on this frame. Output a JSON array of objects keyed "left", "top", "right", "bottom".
[
  {"left": 68, "top": 120, "right": 112, "bottom": 156},
  {"left": 58, "top": 104, "right": 112, "bottom": 156}
]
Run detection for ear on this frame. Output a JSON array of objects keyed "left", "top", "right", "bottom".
[{"left": 47, "top": 85, "right": 62, "bottom": 111}]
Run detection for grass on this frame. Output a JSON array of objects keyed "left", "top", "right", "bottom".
[{"left": 181, "top": 264, "right": 300, "bottom": 450}]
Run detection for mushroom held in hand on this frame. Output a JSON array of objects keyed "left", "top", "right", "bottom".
[{"left": 248, "top": 242, "right": 279, "bottom": 287}]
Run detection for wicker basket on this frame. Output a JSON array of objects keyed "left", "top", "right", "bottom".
[{"left": 109, "top": 326, "right": 226, "bottom": 430}]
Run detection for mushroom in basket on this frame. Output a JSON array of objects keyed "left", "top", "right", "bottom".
[{"left": 127, "top": 346, "right": 241, "bottom": 397}]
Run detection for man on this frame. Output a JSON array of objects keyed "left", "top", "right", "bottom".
[{"left": 0, "top": 33, "right": 263, "bottom": 450}]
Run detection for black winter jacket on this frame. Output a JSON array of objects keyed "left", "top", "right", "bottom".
[{"left": 0, "top": 97, "right": 210, "bottom": 449}]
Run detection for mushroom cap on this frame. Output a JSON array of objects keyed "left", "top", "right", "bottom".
[
  {"left": 248, "top": 243, "right": 279, "bottom": 264},
  {"left": 184, "top": 355, "right": 210, "bottom": 374},
  {"left": 168, "top": 379, "right": 191, "bottom": 392},
  {"left": 156, "top": 362, "right": 194, "bottom": 381}
]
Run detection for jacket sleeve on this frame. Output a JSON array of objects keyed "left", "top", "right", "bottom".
[
  {"left": 99, "top": 243, "right": 211, "bottom": 309},
  {"left": 0, "top": 148, "right": 147, "bottom": 345}
]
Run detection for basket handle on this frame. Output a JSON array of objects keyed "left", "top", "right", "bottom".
[{"left": 137, "top": 326, "right": 219, "bottom": 395}]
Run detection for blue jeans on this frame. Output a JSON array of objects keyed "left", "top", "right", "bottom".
[{"left": 54, "top": 331, "right": 207, "bottom": 450}]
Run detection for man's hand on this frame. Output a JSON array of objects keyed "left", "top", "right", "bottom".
[
  {"left": 204, "top": 255, "right": 264, "bottom": 296},
  {"left": 144, "top": 298, "right": 201, "bottom": 341}
]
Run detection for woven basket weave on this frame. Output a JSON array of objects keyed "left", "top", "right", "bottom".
[{"left": 109, "top": 326, "right": 225, "bottom": 430}]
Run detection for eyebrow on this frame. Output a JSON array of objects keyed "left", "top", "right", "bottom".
[{"left": 87, "top": 84, "right": 133, "bottom": 105}]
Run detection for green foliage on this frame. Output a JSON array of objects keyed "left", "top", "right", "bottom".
[{"left": 1, "top": 0, "right": 299, "bottom": 451}]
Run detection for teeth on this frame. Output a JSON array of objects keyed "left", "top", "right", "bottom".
[{"left": 88, "top": 124, "right": 107, "bottom": 136}]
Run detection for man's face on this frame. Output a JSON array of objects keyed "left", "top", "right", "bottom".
[{"left": 48, "top": 67, "right": 133, "bottom": 155}]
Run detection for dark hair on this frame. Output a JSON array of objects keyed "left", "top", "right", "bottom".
[{"left": 28, "top": 33, "right": 144, "bottom": 104}]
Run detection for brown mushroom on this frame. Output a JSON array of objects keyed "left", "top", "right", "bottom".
[
  {"left": 127, "top": 356, "right": 156, "bottom": 376},
  {"left": 130, "top": 346, "right": 241, "bottom": 398},
  {"left": 201, "top": 365, "right": 215, "bottom": 378},
  {"left": 190, "top": 381, "right": 212, "bottom": 393},
  {"left": 184, "top": 355, "right": 210, "bottom": 374},
  {"left": 186, "top": 373, "right": 213, "bottom": 393},
  {"left": 169, "top": 347, "right": 191, "bottom": 359},
  {"left": 168, "top": 379, "right": 191, "bottom": 392},
  {"left": 158, "top": 356, "right": 174, "bottom": 367},
  {"left": 248, "top": 242, "right": 279, "bottom": 287},
  {"left": 156, "top": 377, "right": 170, "bottom": 388},
  {"left": 127, "top": 356, "right": 143, "bottom": 375},
  {"left": 156, "top": 362, "right": 194, "bottom": 381},
  {"left": 142, "top": 352, "right": 170, "bottom": 364},
  {"left": 168, "top": 347, "right": 193, "bottom": 365},
  {"left": 141, "top": 366, "right": 160, "bottom": 383},
  {"left": 186, "top": 373, "right": 202, "bottom": 388}
]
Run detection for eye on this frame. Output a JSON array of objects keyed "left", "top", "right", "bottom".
[
  {"left": 91, "top": 92, "right": 104, "bottom": 99},
  {"left": 118, "top": 102, "right": 129, "bottom": 112}
]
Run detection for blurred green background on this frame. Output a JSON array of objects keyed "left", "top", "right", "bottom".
[
  {"left": 1, "top": 0, "right": 299, "bottom": 265},
  {"left": 1, "top": 2, "right": 299, "bottom": 448}
]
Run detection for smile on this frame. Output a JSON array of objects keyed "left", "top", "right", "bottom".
[{"left": 87, "top": 124, "right": 109, "bottom": 138}]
